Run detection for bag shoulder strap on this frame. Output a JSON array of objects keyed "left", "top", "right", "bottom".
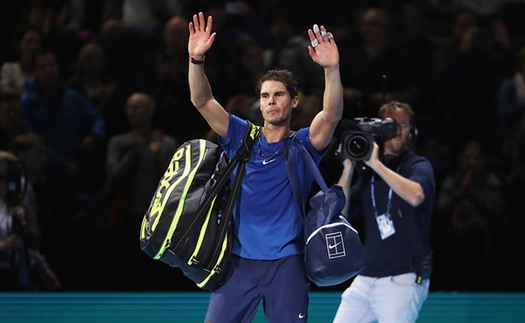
[
  {"left": 283, "top": 132, "right": 328, "bottom": 218},
  {"left": 224, "top": 121, "right": 261, "bottom": 208},
  {"left": 213, "top": 121, "right": 261, "bottom": 242},
  {"left": 232, "top": 121, "right": 261, "bottom": 163},
  {"left": 204, "top": 121, "right": 261, "bottom": 199},
  {"left": 196, "top": 122, "right": 261, "bottom": 221}
]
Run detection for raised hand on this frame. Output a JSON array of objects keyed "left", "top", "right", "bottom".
[
  {"left": 307, "top": 24, "right": 339, "bottom": 68},
  {"left": 188, "top": 12, "right": 216, "bottom": 58}
]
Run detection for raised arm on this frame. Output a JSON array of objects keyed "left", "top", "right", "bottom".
[
  {"left": 365, "top": 143, "right": 426, "bottom": 207},
  {"left": 307, "top": 25, "right": 344, "bottom": 152},
  {"left": 188, "top": 12, "right": 229, "bottom": 139}
]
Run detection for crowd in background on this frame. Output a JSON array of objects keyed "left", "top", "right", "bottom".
[{"left": 1, "top": 0, "right": 524, "bottom": 292}]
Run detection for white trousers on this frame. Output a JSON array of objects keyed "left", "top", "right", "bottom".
[{"left": 332, "top": 273, "right": 429, "bottom": 323}]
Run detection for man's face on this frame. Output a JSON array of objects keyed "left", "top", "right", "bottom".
[
  {"left": 0, "top": 99, "right": 20, "bottom": 130},
  {"left": 19, "top": 30, "right": 41, "bottom": 56},
  {"left": 460, "top": 145, "right": 483, "bottom": 173},
  {"left": 358, "top": 9, "right": 388, "bottom": 45},
  {"left": 126, "top": 93, "right": 153, "bottom": 127},
  {"left": 34, "top": 52, "right": 59, "bottom": 84},
  {"left": 452, "top": 11, "right": 477, "bottom": 38},
  {"left": 259, "top": 80, "right": 297, "bottom": 126},
  {"left": 164, "top": 17, "right": 189, "bottom": 50},
  {"left": 382, "top": 108, "right": 411, "bottom": 155}
]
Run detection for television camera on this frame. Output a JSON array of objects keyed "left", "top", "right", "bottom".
[{"left": 340, "top": 117, "right": 397, "bottom": 161}]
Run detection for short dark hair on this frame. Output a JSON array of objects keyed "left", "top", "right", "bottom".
[{"left": 256, "top": 69, "right": 298, "bottom": 98}]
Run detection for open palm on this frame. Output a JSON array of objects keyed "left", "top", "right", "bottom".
[{"left": 188, "top": 12, "right": 216, "bottom": 57}]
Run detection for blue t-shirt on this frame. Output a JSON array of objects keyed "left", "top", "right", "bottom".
[{"left": 218, "top": 114, "right": 325, "bottom": 260}]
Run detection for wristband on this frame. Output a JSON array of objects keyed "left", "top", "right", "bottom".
[{"left": 189, "top": 55, "right": 205, "bottom": 64}]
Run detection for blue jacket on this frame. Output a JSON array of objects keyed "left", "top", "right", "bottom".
[{"left": 21, "top": 77, "right": 106, "bottom": 184}]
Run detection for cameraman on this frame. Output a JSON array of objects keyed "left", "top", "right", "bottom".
[
  {"left": 333, "top": 101, "right": 435, "bottom": 323},
  {"left": 0, "top": 150, "right": 59, "bottom": 291}
]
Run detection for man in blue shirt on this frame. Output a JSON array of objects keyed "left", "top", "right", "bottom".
[
  {"left": 20, "top": 49, "right": 106, "bottom": 282},
  {"left": 188, "top": 12, "right": 343, "bottom": 322},
  {"left": 333, "top": 101, "right": 435, "bottom": 323},
  {"left": 21, "top": 49, "right": 106, "bottom": 174}
]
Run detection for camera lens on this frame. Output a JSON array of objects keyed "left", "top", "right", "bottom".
[
  {"left": 346, "top": 135, "right": 370, "bottom": 159},
  {"left": 341, "top": 131, "right": 375, "bottom": 160}
]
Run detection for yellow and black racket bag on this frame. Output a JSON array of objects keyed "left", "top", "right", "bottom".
[{"left": 140, "top": 122, "right": 260, "bottom": 291}]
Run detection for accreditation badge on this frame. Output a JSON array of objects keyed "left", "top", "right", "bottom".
[{"left": 376, "top": 212, "right": 395, "bottom": 240}]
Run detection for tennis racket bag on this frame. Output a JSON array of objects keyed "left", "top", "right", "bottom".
[{"left": 140, "top": 122, "right": 260, "bottom": 291}]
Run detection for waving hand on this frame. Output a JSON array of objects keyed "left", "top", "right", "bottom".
[
  {"left": 188, "top": 12, "right": 216, "bottom": 58},
  {"left": 307, "top": 24, "right": 339, "bottom": 69}
]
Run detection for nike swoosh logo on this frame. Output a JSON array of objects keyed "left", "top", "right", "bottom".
[
  {"left": 262, "top": 159, "right": 276, "bottom": 165},
  {"left": 328, "top": 242, "right": 341, "bottom": 249},
  {"left": 298, "top": 313, "right": 306, "bottom": 319}
]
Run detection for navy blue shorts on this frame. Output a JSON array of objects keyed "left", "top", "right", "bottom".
[{"left": 204, "top": 254, "right": 310, "bottom": 323}]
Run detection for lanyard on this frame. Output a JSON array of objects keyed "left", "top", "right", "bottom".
[
  {"left": 371, "top": 174, "right": 392, "bottom": 217},
  {"left": 371, "top": 165, "right": 401, "bottom": 217}
]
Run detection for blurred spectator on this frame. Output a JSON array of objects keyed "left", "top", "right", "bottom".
[
  {"left": 436, "top": 140, "right": 505, "bottom": 234},
  {"left": 104, "top": 92, "right": 178, "bottom": 227},
  {"left": 498, "top": 0, "right": 525, "bottom": 52},
  {"left": 496, "top": 44, "right": 525, "bottom": 238},
  {"left": 68, "top": 42, "right": 133, "bottom": 197},
  {"left": 434, "top": 140, "right": 506, "bottom": 291},
  {"left": 432, "top": 7, "right": 514, "bottom": 164},
  {"left": 204, "top": 35, "right": 268, "bottom": 142},
  {"left": 101, "top": 92, "right": 178, "bottom": 290},
  {"left": 13, "top": 0, "right": 87, "bottom": 76},
  {"left": 395, "top": 0, "right": 452, "bottom": 120},
  {"left": 1, "top": 29, "right": 42, "bottom": 95},
  {"left": 134, "top": 15, "right": 189, "bottom": 94},
  {"left": 197, "top": 2, "right": 265, "bottom": 103},
  {"left": 67, "top": 42, "right": 116, "bottom": 109},
  {"left": 20, "top": 48, "right": 106, "bottom": 231},
  {"left": 290, "top": 95, "right": 322, "bottom": 131},
  {"left": 96, "top": 19, "right": 143, "bottom": 82},
  {"left": 67, "top": 41, "right": 130, "bottom": 140},
  {"left": 263, "top": 12, "right": 325, "bottom": 99},
  {"left": 221, "top": 36, "right": 267, "bottom": 125},
  {"left": 101, "top": 0, "right": 176, "bottom": 51},
  {"left": 0, "top": 93, "right": 27, "bottom": 151},
  {"left": 0, "top": 150, "right": 60, "bottom": 291},
  {"left": 220, "top": 1, "right": 271, "bottom": 47},
  {"left": 339, "top": 7, "right": 422, "bottom": 119},
  {"left": 223, "top": 36, "right": 266, "bottom": 103},
  {"left": 496, "top": 45, "right": 525, "bottom": 170},
  {"left": 397, "top": 0, "right": 451, "bottom": 51},
  {"left": 13, "top": 1, "right": 60, "bottom": 49},
  {"left": 134, "top": 15, "right": 208, "bottom": 142}
]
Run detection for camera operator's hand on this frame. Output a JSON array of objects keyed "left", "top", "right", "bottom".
[
  {"left": 336, "top": 144, "right": 355, "bottom": 187},
  {"left": 363, "top": 142, "right": 381, "bottom": 168}
]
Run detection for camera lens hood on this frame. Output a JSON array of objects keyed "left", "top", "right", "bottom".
[{"left": 341, "top": 131, "right": 375, "bottom": 161}]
